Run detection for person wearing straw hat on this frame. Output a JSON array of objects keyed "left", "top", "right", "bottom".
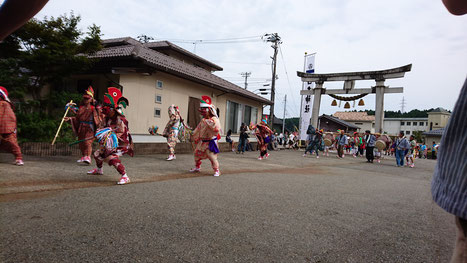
[
  {"left": 0, "top": 86, "right": 23, "bottom": 166},
  {"left": 87, "top": 87, "right": 133, "bottom": 185},
  {"left": 65, "top": 86, "right": 101, "bottom": 165},
  {"left": 189, "top": 96, "right": 222, "bottom": 177}
]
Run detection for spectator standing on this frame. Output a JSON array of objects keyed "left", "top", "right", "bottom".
[
  {"left": 364, "top": 130, "right": 376, "bottom": 163},
  {"left": 335, "top": 130, "right": 348, "bottom": 158},
  {"left": 407, "top": 135, "right": 417, "bottom": 168},
  {"left": 236, "top": 123, "right": 248, "bottom": 154},
  {"left": 394, "top": 131, "right": 410, "bottom": 167},
  {"left": 431, "top": 141, "right": 438, "bottom": 159}
]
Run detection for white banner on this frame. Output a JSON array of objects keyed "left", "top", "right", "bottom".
[{"left": 300, "top": 54, "right": 315, "bottom": 140}]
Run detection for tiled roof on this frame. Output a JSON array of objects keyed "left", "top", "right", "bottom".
[
  {"left": 333, "top": 111, "right": 375, "bottom": 121},
  {"left": 423, "top": 128, "right": 445, "bottom": 136},
  {"left": 320, "top": 114, "right": 360, "bottom": 129},
  {"left": 89, "top": 37, "right": 272, "bottom": 105},
  {"left": 144, "top": 41, "right": 223, "bottom": 71}
]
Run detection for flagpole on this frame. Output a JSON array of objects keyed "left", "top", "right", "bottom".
[{"left": 298, "top": 52, "right": 307, "bottom": 141}]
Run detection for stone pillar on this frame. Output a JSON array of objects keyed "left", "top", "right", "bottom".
[
  {"left": 374, "top": 80, "right": 385, "bottom": 134},
  {"left": 311, "top": 82, "right": 323, "bottom": 128}
]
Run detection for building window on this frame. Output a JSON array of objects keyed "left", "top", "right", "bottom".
[
  {"left": 426, "top": 122, "right": 428, "bottom": 126},
  {"left": 156, "top": 80, "right": 163, "bottom": 89},
  {"left": 413, "top": 122, "right": 417, "bottom": 126},
  {"left": 355, "top": 122, "right": 363, "bottom": 125},
  {"left": 401, "top": 121, "right": 405, "bottom": 126},
  {"left": 406, "top": 122, "right": 411, "bottom": 126},
  {"left": 243, "top": 105, "right": 252, "bottom": 125},
  {"left": 154, "top": 108, "right": 161, "bottom": 118},
  {"left": 251, "top": 107, "right": 258, "bottom": 124},
  {"left": 155, "top": 94, "right": 162, "bottom": 104},
  {"left": 419, "top": 122, "right": 424, "bottom": 126},
  {"left": 226, "top": 101, "right": 239, "bottom": 133},
  {"left": 435, "top": 123, "right": 438, "bottom": 125},
  {"left": 406, "top": 131, "right": 410, "bottom": 135}
]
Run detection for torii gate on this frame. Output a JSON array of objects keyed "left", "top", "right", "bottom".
[{"left": 297, "top": 64, "right": 412, "bottom": 133}]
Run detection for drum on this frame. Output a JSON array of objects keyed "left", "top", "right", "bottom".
[
  {"left": 323, "top": 132, "right": 334, "bottom": 146},
  {"left": 375, "top": 134, "right": 392, "bottom": 150}
]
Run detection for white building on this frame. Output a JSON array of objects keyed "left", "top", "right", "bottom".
[{"left": 383, "top": 118, "right": 429, "bottom": 136}]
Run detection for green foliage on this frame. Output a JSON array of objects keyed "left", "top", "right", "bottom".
[
  {"left": 412, "top": 131, "right": 424, "bottom": 143},
  {"left": 358, "top": 109, "right": 436, "bottom": 118},
  {"left": 15, "top": 91, "right": 83, "bottom": 142},
  {"left": 0, "top": 12, "right": 102, "bottom": 142},
  {"left": 0, "top": 12, "right": 102, "bottom": 100}
]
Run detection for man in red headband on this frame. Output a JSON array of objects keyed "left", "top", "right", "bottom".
[
  {"left": 65, "top": 86, "right": 101, "bottom": 164},
  {"left": 189, "top": 96, "right": 221, "bottom": 176},
  {"left": 0, "top": 86, "right": 23, "bottom": 165}
]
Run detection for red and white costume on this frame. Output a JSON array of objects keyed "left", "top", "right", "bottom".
[
  {"left": 190, "top": 96, "right": 221, "bottom": 176},
  {"left": 67, "top": 86, "right": 101, "bottom": 164},
  {"left": 0, "top": 86, "right": 23, "bottom": 165},
  {"left": 88, "top": 87, "right": 133, "bottom": 185}
]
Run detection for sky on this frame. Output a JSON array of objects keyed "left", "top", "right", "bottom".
[{"left": 27, "top": 0, "right": 467, "bottom": 118}]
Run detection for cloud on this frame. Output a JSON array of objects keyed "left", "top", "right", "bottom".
[{"left": 33, "top": 0, "right": 467, "bottom": 117}]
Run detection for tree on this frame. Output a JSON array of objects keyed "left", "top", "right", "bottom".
[
  {"left": 0, "top": 12, "right": 102, "bottom": 100},
  {"left": 0, "top": 12, "right": 102, "bottom": 142}
]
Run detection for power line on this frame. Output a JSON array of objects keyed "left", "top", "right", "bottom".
[
  {"left": 212, "top": 61, "right": 270, "bottom": 65},
  {"left": 278, "top": 43, "right": 299, "bottom": 116},
  {"left": 154, "top": 35, "right": 263, "bottom": 44}
]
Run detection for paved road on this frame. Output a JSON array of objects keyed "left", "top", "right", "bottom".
[{"left": 0, "top": 150, "right": 455, "bottom": 262}]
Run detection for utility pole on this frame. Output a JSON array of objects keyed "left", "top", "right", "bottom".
[
  {"left": 240, "top": 72, "right": 251, "bottom": 89},
  {"left": 264, "top": 33, "right": 281, "bottom": 126},
  {"left": 282, "top": 94, "right": 287, "bottom": 134}
]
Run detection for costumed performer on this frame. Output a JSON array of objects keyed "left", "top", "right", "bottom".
[
  {"left": 163, "top": 105, "right": 181, "bottom": 161},
  {"left": 0, "top": 86, "right": 23, "bottom": 165},
  {"left": 189, "top": 96, "right": 221, "bottom": 176},
  {"left": 87, "top": 87, "right": 134, "bottom": 185},
  {"left": 255, "top": 119, "right": 273, "bottom": 160},
  {"left": 65, "top": 86, "right": 101, "bottom": 164}
]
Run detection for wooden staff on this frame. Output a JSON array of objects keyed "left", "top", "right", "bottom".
[{"left": 51, "top": 100, "right": 73, "bottom": 145}]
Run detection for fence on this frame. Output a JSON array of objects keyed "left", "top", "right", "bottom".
[{"left": 3, "top": 142, "right": 258, "bottom": 156}]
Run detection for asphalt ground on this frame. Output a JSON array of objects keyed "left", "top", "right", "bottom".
[{"left": 0, "top": 150, "right": 456, "bottom": 262}]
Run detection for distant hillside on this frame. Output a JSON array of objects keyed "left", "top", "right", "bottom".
[{"left": 356, "top": 109, "right": 449, "bottom": 118}]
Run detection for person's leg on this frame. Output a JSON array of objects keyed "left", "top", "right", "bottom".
[
  {"left": 88, "top": 150, "right": 104, "bottom": 174},
  {"left": 1, "top": 132, "right": 23, "bottom": 162},
  {"left": 314, "top": 144, "right": 319, "bottom": 157},
  {"left": 400, "top": 151, "right": 405, "bottom": 166},
  {"left": 207, "top": 151, "right": 220, "bottom": 176},
  {"left": 452, "top": 217, "right": 467, "bottom": 262},
  {"left": 242, "top": 138, "right": 247, "bottom": 153},
  {"left": 190, "top": 154, "right": 202, "bottom": 172},
  {"left": 395, "top": 150, "right": 401, "bottom": 166},
  {"left": 167, "top": 133, "right": 176, "bottom": 159},
  {"left": 368, "top": 147, "right": 374, "bottom": 162}
]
